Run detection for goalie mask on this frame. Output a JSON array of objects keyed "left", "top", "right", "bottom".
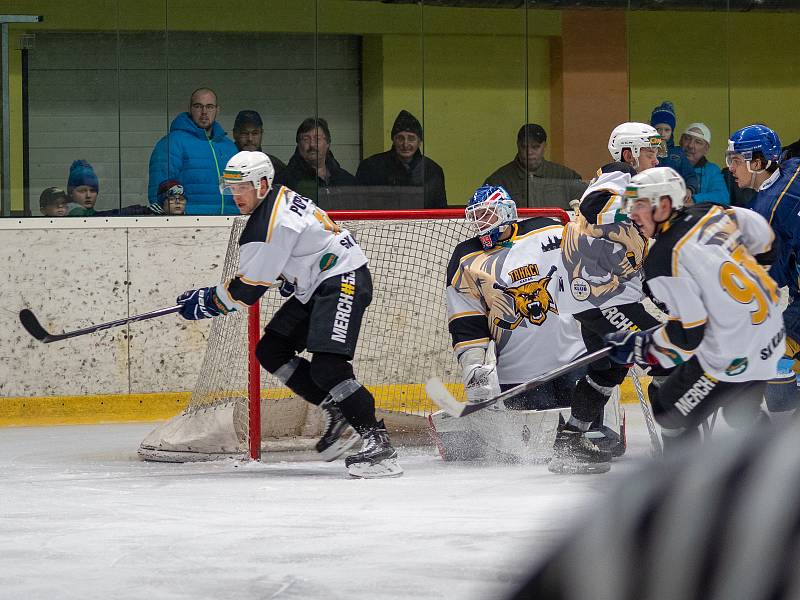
[
  {"left": 608, "top": 122, "right": 662, "bottom": 164},
  {"left": 220, "top": 151, "right": 275, "bottom": 199},
  {"left": 624, "top": 166, "right": 686, "bottom": 212},
  {"left": 465, "top": 185, "right": 518, "bottom": 250}
]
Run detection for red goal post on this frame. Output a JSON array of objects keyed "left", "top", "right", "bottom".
[{"left": 140, "top": 207, "right": 570, "bottom": 462}]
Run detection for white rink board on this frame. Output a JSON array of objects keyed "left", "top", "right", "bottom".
[{"left": 0, "top": 218, "right": 234, "bottom": 397}]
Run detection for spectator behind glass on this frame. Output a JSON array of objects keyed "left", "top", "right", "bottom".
[
  {"left": 65, "top": 159, "right": 99, "bottom": 216},
  {"left": 156, "top": 179, "right": 187, "bottom": 215},
  {"left": 356, "top": 110, "right": 447, "bottom": 209},
  {"left": 232, "top": 110, "right": 286, "bottom": 180},
  {"left": 273, "top": 117, "right": 356, "bottom": 203},
  {"left": 678, "top": 122, "right": 729, "bottom": 205},
  {"left": 64, "top": 159, "right": 164, "bottom": 217},
  {"left": 147, "top": 87, "right": 238, "bottom": 215},
  {"left": 39, "top": 187, "right": 69, "bottom": 217},
  {"left": 649, "top": 101, "right": 699, "bottom": 200},
  {"left": 484, "top": 123, "right": 586, "bottom": 210}
]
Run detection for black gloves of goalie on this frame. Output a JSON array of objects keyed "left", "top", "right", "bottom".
[
  {"left": 177, "top": 286, "right": 231, "bottom": 320},
  {"left": 604, "top": 329, "right": 658, "bottom": 368}
]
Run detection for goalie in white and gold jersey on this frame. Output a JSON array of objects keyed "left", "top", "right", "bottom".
[{"left": 431, "top": 184, "right": 625, "bottom": 465}]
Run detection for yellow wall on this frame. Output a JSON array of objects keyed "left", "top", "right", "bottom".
[{"left": 628, "top": 10, "right": 800, "bottom": 166}]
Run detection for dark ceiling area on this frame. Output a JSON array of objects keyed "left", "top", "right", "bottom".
[{"left": 353, "top": 0, "right": 800, "bottom": 11}]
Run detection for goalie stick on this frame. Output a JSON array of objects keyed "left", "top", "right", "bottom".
[
  {"left": 426, "top": 346, "right": 612, "bottom": 418},
  {"left": 19, "top": 305, "right": 182, "bottom": 343}
]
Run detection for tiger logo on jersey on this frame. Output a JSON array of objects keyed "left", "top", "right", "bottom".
[{"left": 492, "top": 265, "right": 558, "bottom": 329}]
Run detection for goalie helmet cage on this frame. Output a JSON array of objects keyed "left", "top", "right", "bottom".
[{"left": 138, "top": 207, "right": 569, "bottom": 462}]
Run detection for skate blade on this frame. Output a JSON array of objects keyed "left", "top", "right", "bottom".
[
  {"left": 318, "top": 429, "right": 360, "bottom": 462},
  {"left": 547, "top": 458, "right": 611, "bottom": 475},
  {"left": 347, "top": 458, "right": 404, "bottom": 479}
]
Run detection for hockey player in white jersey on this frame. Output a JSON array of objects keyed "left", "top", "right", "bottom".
[
  {"left": 547, "top": 124, "right": 665, "bottom": 474},
  {"left": 175, "top": 151, "right": 402, "bottom": 478},
  {"left": 434, "top": 184, "right": 627, "bottom": 465},
  {"left": 606, "top": 167, "right": 783, "bottom": 451}
]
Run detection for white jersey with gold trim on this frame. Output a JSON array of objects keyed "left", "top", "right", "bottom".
[
  {"left": 644, "top": 204, "right": 783, "bottom": 382},
  {"left": 216, "top": 185, "right": 367, "bottom": 307},
  {"left": 561, "top": 171, "right": 648, "bottom": 309},
  {"left": 446, "top": 217, "right": 587, "bottom": 385}
]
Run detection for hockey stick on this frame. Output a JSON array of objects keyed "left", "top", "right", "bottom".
[
  {"left": 631, "top": 366, "right": 663, "bottom": 458},
  {"left": 426, "top": 346, "right": 612, "bottom": 418},
  {"left": 19, "top": 305, "right": 182, "bottom": 343}
]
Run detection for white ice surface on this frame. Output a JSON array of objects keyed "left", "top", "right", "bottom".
[{"left": 0, "top": 412, "right": 655, "bottom": 600}]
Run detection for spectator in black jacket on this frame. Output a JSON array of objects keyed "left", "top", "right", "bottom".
[
  {"left": 232, "top": 109, "right": 286, "bottom": 181},
  {"left": 273, "top": 117, "right": 356, "bottom": 203},
  {"left": 356, "top": 110, "right": 447, "bottom": 209}
]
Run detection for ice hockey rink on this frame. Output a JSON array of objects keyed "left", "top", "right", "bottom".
[{"left": 0, "top": 410, "right": 657, "bottom": 600}]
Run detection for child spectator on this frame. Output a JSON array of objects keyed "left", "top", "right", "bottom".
[
  {"left": 65, "top": 159, "right": 99, "bottom": 216},
  {"left": 39, "top": 187, "right": 69, "bottom": 216},
  {"left": 157, "top": 179, "right": 187, "bottom": 215},
  {"left": 649, "top": 101, "right": 699, "bottom": 200}
]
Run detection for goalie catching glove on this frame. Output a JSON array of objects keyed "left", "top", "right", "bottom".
[
  {"left": 459, "top": 344, "right": 500, "bottom": 404},
  {"left": 177, "top": 286, "right": 235, "bottom": 320},
  {"left": 604, "top": 329, "right": 658, "bottom": 368}
]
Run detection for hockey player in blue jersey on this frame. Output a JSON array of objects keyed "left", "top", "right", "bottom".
[{"left": 727, "top": 123, "right": 800, "bottom": 421}]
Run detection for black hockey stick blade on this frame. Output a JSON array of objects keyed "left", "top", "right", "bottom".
[
  {"left": 19, "top": 305, "right": 183, "bottom": 344},
  {"left": 426, "top": 346, "right": 612, "bottom": 418},
  {"left": 19, "top": 309, "right": 51, "bottom": 342}
]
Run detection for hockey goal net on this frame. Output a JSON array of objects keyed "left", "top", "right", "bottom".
[{"left": 139, "top": 207, "right": 569, "bottom": 461}]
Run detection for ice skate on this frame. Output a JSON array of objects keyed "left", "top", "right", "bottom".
[
  {"left": 548, "top": 420, "right": 612, "bottom": 474},
  {"left": 345, "top": 420, "right": 403, "bottom": 478},
  {"left": 315, "top": 401, "right": 360, "bottom": 461}
]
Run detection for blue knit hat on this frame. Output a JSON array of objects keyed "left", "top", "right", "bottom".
[
  {"left": 650, "top": 101, "right": 676, "bottom": 131},
  {"left": 67, "top": 160, "right": 99, "bottom": 194}
]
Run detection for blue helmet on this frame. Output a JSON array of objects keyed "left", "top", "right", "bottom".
[
  {"left": 465, "top": 185, "right": 518, "bottom": 249},
  {"left": 727, "top": 124, "right": 782, "bottom": 167}
]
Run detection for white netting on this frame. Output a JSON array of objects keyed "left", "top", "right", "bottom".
[{"left": 139, "top": 210, "right": 563, "bottom": 461}]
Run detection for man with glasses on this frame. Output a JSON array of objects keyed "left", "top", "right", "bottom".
[{"left": 147, "top": 87, "right": 238, "bottom": 214}]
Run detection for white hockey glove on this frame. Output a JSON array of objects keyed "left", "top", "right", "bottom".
[{"left": 459, "top": 344, "right": 500, "bottom": 404}]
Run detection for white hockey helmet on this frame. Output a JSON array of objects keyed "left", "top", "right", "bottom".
[
  {"left": 220, "top": 151, "right": 275, "bottom": 198},
  {"left": 624, "top": 166, "right": 687, "bottom": 211},
  {"left": 608, "top": 122, "right": 662, "bottom": 162}
]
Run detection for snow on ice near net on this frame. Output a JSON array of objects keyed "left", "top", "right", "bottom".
[{"left": 0, "top": 411, "right": 656, "bottom": 600}]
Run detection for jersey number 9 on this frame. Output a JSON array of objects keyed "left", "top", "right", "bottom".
[{"left": 719, "top": 246, "right": 779, "bottom": 325}]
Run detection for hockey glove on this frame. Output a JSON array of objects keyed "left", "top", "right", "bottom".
[
  {"left": 604, "top": 329, "right": 658, "bottom": 368},
  {"left": 177, "top": 286, "right": 231, "bottom": 320},
  {"left": 459, "top": 346, "right": 500, "bottom": 404},
  {"left": 277, "top": 277, "right": 296, "bottom": 298},
  {"left": 463, "top": 363, "right": 501, "bottom": 404}
]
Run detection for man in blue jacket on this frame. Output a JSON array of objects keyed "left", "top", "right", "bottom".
[
  {"left": 728, "top": 123, "right": 800, "bottom": 422},
  {"left": 148, "top": 88, "right": 238, "bottom": 215}
]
